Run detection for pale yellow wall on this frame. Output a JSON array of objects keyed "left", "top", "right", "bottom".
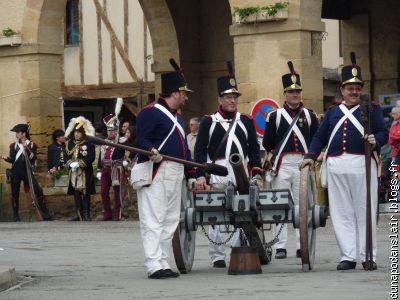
[
  {"left": 230, "top": 0, "right": 325, "bottom": 114},
  {"left": 64, "top": 47, "right": 80, "bottom": 85},
  {"left": 82, "top": 0, "right": 99, "bottom": 85},
  {"left": 0, "top": 0, "right": 25, "bottom": 34},
  {"left": 322, "top": 19, "right": 343, "bottom": 69},
  {"left": 64, "top": 0, "right": 154, "bottom": 86}
]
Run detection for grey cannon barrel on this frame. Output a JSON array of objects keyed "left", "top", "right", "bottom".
[
  {"left": 229, "top": 153, "right": 250, "bottom": 194},
  {"left": 85, "top": 135, "right": 228, "bottom": 176}
]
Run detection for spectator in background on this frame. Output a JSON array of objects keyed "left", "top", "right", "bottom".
[
  {"left": 186, "top": 117, "right": 200, "bottom": 159},
  {"left": 121, "top": 120, "right": 131, "bottom": 137},
  {"left": 48, "top": 129, "right": 67, "bottom": 174},
  {"left": 95, "top": 123, "right": 106, "bottom": 139},
  {"left": 389, "top": 106, "right": 400, "bottom": 164},
  {"left": 124, "top": 125, "right": 136, "bottom": 146}
]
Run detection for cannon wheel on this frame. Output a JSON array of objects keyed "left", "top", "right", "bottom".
[
  {"left": 299, "top": 166, "right": 316, "bottom": 271},
  {"left": 172, "top": 179, "right": 196, "bottom": 274}
]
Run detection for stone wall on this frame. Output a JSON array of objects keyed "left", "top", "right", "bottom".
[
  {"left": 230, "top": 0, "right": 325, "bottom": 114},
  {"left": 342, "top": 0, "right": 400, "bottom": 100},
  {"left": 1, "top": 179, "right": 138, "bottom": 221}
]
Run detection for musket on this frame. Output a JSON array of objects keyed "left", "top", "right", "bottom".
[
  {"left": 85, "top": 136, "right": 228, "bottom": 176},
  {"left": 20, "top": 142, "right": 43, "bottom": 221},
  {"left": 360, "top": 94, "right": 374, "bottom": 270}
]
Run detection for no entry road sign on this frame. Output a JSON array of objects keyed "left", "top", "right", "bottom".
[{"left": 251, "top": 98, "right": 280, "bottom": 136}]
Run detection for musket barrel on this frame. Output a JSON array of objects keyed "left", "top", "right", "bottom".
[
  {"left": 85, "top": 135, "right": 228, "bottom": 176},
  {"left": 229, "top": 153, "right": 250, "bottom": 194}
]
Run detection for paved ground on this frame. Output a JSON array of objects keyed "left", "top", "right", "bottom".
[{"left": 0, "top": 217, "right": 395, "bottom": 300}]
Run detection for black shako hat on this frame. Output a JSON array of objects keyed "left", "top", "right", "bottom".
[
  {"left": 217, "top": 61, "right": 241, "bottom": 97},
  {"left": 11, "top": 123, "right": 29, "bottom": 133},
  {"left": 341, "top": 52, "right": 363, "bottom": 86},
  {"left": 282, "top": 61, "right": 302, "bottom": 91},
  {"left": 161, "top": 59, "right": 193, "bottom": 95}
]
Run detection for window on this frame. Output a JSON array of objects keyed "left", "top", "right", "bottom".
[{"left": 66, "top": 0, "right": 80, "bottom": 45}]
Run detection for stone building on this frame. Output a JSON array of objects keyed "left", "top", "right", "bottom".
[{"left": 0, "top": 0, "right": 398, "bottom": 220}]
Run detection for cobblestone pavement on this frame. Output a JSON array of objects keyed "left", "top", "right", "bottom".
[{"left": 0, "top": 217, "right": 394, "bottom": 300}]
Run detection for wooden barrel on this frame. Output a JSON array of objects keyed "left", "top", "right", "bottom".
[{"left": 228, "top": 246, "right": 262, "bottom": 275}]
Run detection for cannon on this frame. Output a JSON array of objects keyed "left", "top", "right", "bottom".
[{"left": 172, "top": 153, "right": 328, "bottom": 273}]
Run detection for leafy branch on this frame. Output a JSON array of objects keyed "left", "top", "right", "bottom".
[
  {"left": 2, "top": 27, "right": 18, "bottom": 37},
  {"left": 234, "top": 2, "right": 289, "bottom": 22},
  {"left": 54, "top": 168, "right": 69, "bottom": 179}
]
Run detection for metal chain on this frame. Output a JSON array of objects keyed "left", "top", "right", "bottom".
[
  {"left": 200, "top": 224, "right": 237, "bottom": 246},
  {"left": 265, "top": 223, "right": 284, "bottom": 248},
  {"left": 239, "top": 228, "right": 249, "bottom": 246}
]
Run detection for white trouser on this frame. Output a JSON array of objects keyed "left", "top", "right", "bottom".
[
  {"left": 271, "top": 154, "right": 302, "bottom": 251},
  {"left": 208, "top": 159, "right": 243, "bottom": 263},
  {"left": 327, "top": 153, "right": 378, "bottom": 263},
  {"left": 137, "top": 161, "right": 184, "bottom": 275}
]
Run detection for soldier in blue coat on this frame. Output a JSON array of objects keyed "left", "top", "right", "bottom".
[
  {"left": 300, "top": 53, "right": 388, "bottom": 271},
  {"left": 262, "top": 62, "right": 319, "bottom": 259},
  {"left": 134, "top": 59, "right": 195, "bottom": 279}
]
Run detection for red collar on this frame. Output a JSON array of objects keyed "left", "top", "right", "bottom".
[
  {"left": 283, "top": 102, "right": 303, "bottom": 114},
  {"left": 158, "top": 97, "right": 177, "bottom": 115},
  {"left": 216, "top": 105, "right": 237, "bottom": 119}
]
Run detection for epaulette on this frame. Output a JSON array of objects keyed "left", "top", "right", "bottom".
[
  {"left": 203, "top": 115, "right": 212, "bottom": 119},
  {"left": 308, "top": 109, "right": 318, "bottom": 117},
  {"left": 9, "top": 143, "right": 14, "bottom": 149},
  {"left": 328, "top": 101, "right": 341, "bottom": 110},
  {"left": 241, "top": 114, "right": 253, "bottom": 120},
  {"left": 144, "top": 101, "right": 156, "bottom": 109},
  {"left": 266, "top": 110, "right": 275, "bottom": 123}
]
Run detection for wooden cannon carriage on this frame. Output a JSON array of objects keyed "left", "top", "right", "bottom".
[{"left": 172, "top": 153, "right": 328, "bottom": 273}]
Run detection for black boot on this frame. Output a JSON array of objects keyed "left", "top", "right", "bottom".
[
  {"left": 81, "top": 195, "right": 91, "bottom": 221},
  {"left": 73, "top": 192, "right": 83, "bottom": 221},
  {"left": 13, "top": 208, "right": 21, "bottom": 222},
  {"left": 38, "top": 197, "right": 53, "bottom": 221},
  {"left": 12, "top": 198, "right": 20, "bottom": 222}
]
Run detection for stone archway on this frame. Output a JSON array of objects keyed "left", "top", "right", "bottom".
[{"left": 139, "top": 0, "right": 180, "bottom": 95}]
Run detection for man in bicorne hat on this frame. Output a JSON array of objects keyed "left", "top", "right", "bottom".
[
  {"left": 65, "top": 116, "right": 96, "bottom": 221},
  {"left": 194, "top": 62, "right": 263, "bottom": 268},
  {"left": 135, "top": 59, "right": 196, "bottom": 279},
  {"left": 1, "top": 124, "right": 53, "bottom": 221},
  {"left": 300, "top": 53, "right": 388, "bottom": 270},
  {"left": 263, "top": 62, "right": 319, "bottom": 259},
  {"left": 98, "top": 114, "right": 126, "bottom": 221}
]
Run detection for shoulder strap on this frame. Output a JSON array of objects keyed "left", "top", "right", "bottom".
[
  {"left": 154, "top": 104, "right": 185, "bottom": 137},
  {"left": 280, "top": 109, "right": 308, "bottom": 153},
  {"left": 338, "top": 104, "right": 364, "bottom": 136},
  {"left": 323, "top": 104, "right": 360, "bottom": 160},
  {"left": 211, "top": 115, "right": 236, "bottom": 163},
  {"left": 276, "top": 109, "right": 282, "bottom": 130},
  {"left": 272, "top": 108, "right": 303, "bottom": 171},
  {"left": 303, "top": 108, "right": 311, "bottom": 126}
]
